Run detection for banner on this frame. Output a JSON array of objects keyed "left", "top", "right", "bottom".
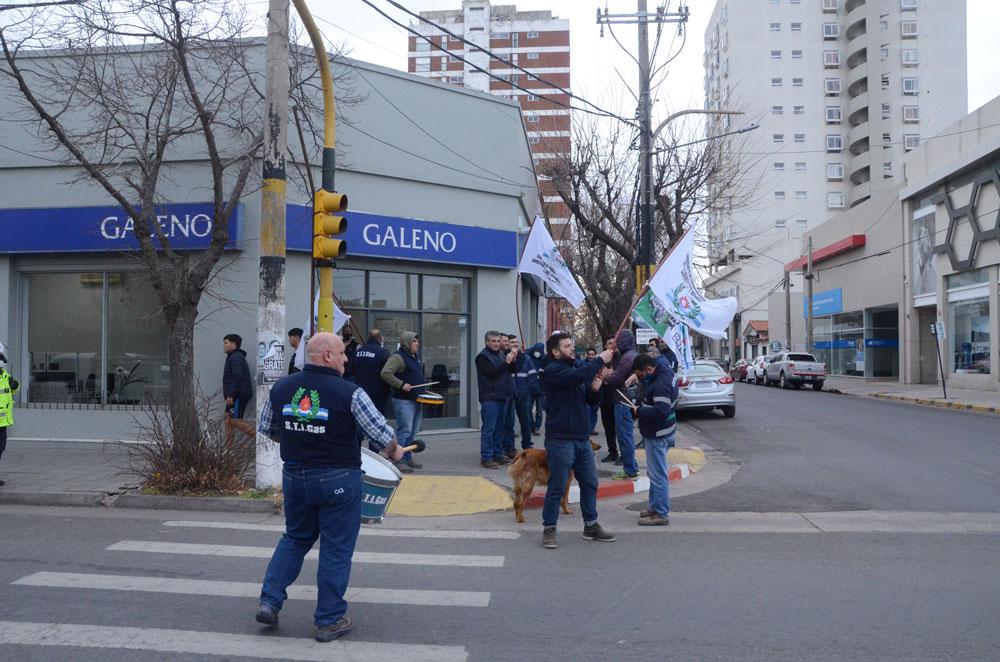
[
  {"left": 293, "top": 294, "right": 351, "bottom": 370},
  {"left": 632, "top": 291, "right": 694, "bottom": 372},
  {"left": 647, "top": 230, "right": 737, "bottom": 340},
  {"left": 517, "top": 217, "right": 585, "bottom": 308}
]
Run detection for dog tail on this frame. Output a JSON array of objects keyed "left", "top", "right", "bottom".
[{"left": 507, "top": 450, "right": 528, "bottom": 478}]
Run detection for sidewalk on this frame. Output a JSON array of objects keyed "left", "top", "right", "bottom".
[
  {"left": 0, "top": 428, "right": 703, "bottom": 515},
  {"left": 822, "top": 376, "right": 1000, "bottom": 415}
]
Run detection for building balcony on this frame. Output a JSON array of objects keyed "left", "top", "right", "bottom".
[
  {"left": 847, "top": 65, "right": 868, "bottom": 98},
  {"left": 847, "top": 94, "right": 869, "bottom": 125},
  {"left": 849, "top": 149, "right": 870, "bottom": 184},
  {"left": 848, "top": 121, "right": 870, "bottom": 155},
  {"left": 845, "top": 2, "right": 867, "bottom": 42},
  {"left": 846, "top": 43, "right": 867, "bottom": 69},
  {"left": 849, "top": 180, "right": 871, "bottom": 208}
]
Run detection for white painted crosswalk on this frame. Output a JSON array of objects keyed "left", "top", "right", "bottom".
[{"left": 162, "top": 519, "right": 521, "bottom": 539}]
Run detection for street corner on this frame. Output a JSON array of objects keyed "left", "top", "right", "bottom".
[
  {"left": 668, "top": 446, "right": 706, "bottom": 473},
  {"left": 387, "top": 475, "right": 512, "bottom": 517}
]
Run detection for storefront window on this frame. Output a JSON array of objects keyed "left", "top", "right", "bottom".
[
  {"left": 421, "top": 313, "right": 470, "bottom": 419},
  {"left": 945, "top": 269, "right": 988, "bottom": 289},
  {"left": 369, "top": 271, "right": 418, "bottom": 310},
  {"left": 335, "top": 269, "right": 366, "bottom": 306},
  {"left": 423, "top": 275, "right": 468, "bottom": 312},
  {"left": 106, "top": 272, "right": 169, "bottom": 404},
  {"left": 911, "top": 211, "right": 937, "bottom": 296},
  {"left": 949, "top": 297, "right": 990, "bottom": 374}
]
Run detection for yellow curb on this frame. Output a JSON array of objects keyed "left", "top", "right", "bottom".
[
  {"left": 387, "top": 475, "right": 512, "bottom": 517},
  {"left": 668, "top": 447, "right": 706, "bottom": 473},
  {"left": 869, "top": 393, "right": 998, "bottom": 415}
]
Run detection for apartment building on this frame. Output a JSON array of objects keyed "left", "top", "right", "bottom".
[
  {"left": 407, "top": 1, "right": 572, "bottom": 238},
  {"left": 701, "top": 0, "right": 967, "bottom": 359}
]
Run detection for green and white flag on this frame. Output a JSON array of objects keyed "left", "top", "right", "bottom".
[{"left": 633, "top": 291, "right": 694, "bottom": 372}]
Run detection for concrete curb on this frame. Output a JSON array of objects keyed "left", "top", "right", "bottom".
[
  {"left": 0, "top": 490, "right": 279, "bottom": 513},
  {"left": 870, "top": 393, "right": 1000, "bottom": 415},
  {"left": 522, "top": 463, "right": 692, "bottom": 509}
]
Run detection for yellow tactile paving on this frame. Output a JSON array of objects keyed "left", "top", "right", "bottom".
[
  {"left": 387, "top": 475, "right": 513, "bottom": 517},
  {"left": 633, "top": 446, "right": 706, "bottom": 473}
]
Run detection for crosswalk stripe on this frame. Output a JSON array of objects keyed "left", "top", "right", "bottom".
[
  {"left": 161, "top": 520, "right": 520, "bottom": 540},
  {"left": 0, "top": 620, "right": 467, "bottom": 662},
  {"left": 13, "top": 572, "right": 491, "bottom": 608},
  {"left": 106, "top": 540, "right": 505, "bottom": 568}
]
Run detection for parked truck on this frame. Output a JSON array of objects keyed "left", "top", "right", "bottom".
[{"left": 764, "top": 352, "right": 827, "bottom": 390}]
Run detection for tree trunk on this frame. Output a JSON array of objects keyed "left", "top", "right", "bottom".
[{"left": 166, "top": 305, "right": 200, "bottom": 448}]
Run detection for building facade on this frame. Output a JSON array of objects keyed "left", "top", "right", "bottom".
[
  {"left": 702, "top": 0, "right": 967, "bottom": 356},
  {"left": 0, "top": 49, "right": 541, "bottom": 441}
]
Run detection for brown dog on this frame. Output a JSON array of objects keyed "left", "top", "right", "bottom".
[{"left": 508, "top": 441, "right": 602, "bottom": 523}]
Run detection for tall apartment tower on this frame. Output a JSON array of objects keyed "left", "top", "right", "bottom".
[
  {"left": 702, "top": 0, "right": 967, "bottom": 326},
  {"left": 407, "top": 1, "right": 572, "bottom": 237}
]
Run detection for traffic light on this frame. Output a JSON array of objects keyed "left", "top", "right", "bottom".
[{"left": 313, "top": 189, "right": 348, "bottom": 261}]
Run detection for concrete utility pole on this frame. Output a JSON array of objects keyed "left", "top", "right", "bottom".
[
  {"left": 784, "top": 271, "right": 792, "bottom": 350},
  {"left": 254, "top": 0, "right": 290, "bottom": 489},
  {"left": 805, "top": 237, "right": 814, "bottom": 353}
]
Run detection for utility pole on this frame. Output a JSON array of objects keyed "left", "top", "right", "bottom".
[
  {"left": 254, "top": 0, "right": 290, "bottom": 489},
  {"left": 784, "top": 271, "right": 791, "bottom": 350},
  {"left": 805, "top": 237, "right": 814, "bottom": 353}
]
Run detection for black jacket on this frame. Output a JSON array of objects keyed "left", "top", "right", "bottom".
[
  {"left": 636, "top": 357, "right": 678, "bottom": 440},
  {"left": 541, "top": 355, "right": 605, "bottom": 441},
  {"left": 223, "top": 348, "right": 253, "bottom": 399}
]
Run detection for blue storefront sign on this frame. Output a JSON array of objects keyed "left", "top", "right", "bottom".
[
  {"left": 0, "top": 203, "right": 243, "bottom": 253},
  {"left": 864, "top": 338, "right": 899, "bottom": 348},
  {"left": 286, "top": 205, "right": 517, "bottom": 269},
  {"left": 803, "top": 288, "right": 843, "bottom": 318},
  {"left": 813, "top": 339, "right": 855, "bottom": 350}
]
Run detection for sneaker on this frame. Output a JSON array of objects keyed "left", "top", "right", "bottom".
[
  {"left": 612, "top": 470, "right": 639, "bottom": 481},
  {"left": 394, "top": 461, "right": 413, "bottom": 474},
  {"left": 404, "top": 458, "right": 422, "bottom": 469},
  {"left": 494, "top": 455, "right": 512, "bottom": 466},
  {"left": 638, "top": 513, "right": 669, "bottom": 526},
  {"left": 255, "top": 604, "right": 279, "bottom": 628},
  {"left": 480, "top": 460, "right": 500, "bottom": 469},
  {"left": 614, "top": 457, "right": 624, "bottom": 466},
  {"left": 315, "top": 616, "right": 354, "bottom": 642},
  {"left": 504, "top": 448, "right": 517, "bottom": 459},
  {"left": 600, "top": 453, "right": 619, "bottom": 463},
  {"left": 639, "top": 509, "right": 653, "bottom": 518},
  {"left": 542, "top": 526, "right": 557, "bottom": 549},
  {"left": 582, "top": 523, "right": 616, "bottom": 542}
]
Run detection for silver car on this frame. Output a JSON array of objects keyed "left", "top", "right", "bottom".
[{"left": 676, "top": 360, "right": 736, "bottom": 418}]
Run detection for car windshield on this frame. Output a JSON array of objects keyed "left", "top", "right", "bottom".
[
  {"left": 689, "top": 363, "right": 725, "bottom": 377},
  {"left": 787, "top": 353, "right": 816, "bottom": 361}
]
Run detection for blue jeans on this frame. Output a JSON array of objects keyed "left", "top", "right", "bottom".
[
  {"left": 479, "top": 400, "right": 506, "bottom": 462},
  {"left": 513, "top": 393, "right": 534, "bottom": 449},
  {"left": 501, "top": 398, "right": 515, "bottom": 451},
  {"left": 391, "top": 397, "right": 423, "bottom": 462},
  {"left": 260, "top": 466, "right": 362, "bottom": 626},
  {"left": 542, "top": 439, "right": 599, "bottom": 528},
  {"left": 532, "top": 394, "right": 544, "bottom": 431},
  {"left": 588, "top": 404, "right": 599, "bottom": 434},
  {"left": 644, "top": 434, "right": 674, "bottom": 517},
  {"left": 615, "top": 403, "right": 638, "bottom": 475}
]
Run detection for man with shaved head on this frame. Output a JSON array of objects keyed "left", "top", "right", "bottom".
[{"left": 255, "top": 332, "right": 401, "bottom": 643}]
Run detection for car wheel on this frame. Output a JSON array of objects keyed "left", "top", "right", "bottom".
[
  {"left": 813, "top": 381, "right": 824, "bottom": 391},
  {"left": 722, "top": 405, "right": 736, "bottom": 418},
  {"left": 755, "top": 375, "right": 762, "bottom": 385},
  {"left": 779, "top": 372, "right": 787, "bottom": 389}
]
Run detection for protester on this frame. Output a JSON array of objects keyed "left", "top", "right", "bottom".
[
  {"left": 475, "top": 330, "right": 515, "bottom": 468},
  {"left": 540, "top": 331, "right": 616, "bottom": 549},
  {"left": 528, "top": 341, "right": 546, "bottom": 433},
  {"left": 287, "top": 328, "right": 304, "bottom": 374},
  {"left": 498, "top": 333, "right": 517, "bottom": 458},
  {"left": 0, "top": 351, "right": 20, "bottom": 486},
  {"left": 255, "top": 332, "right": 401, "bottom": 642},
  {"left": 351, "top": 329, "right": 390, "bottom": 416},
  {"left": 509, "top": 335, "right": 539, "bottom": 451},
  {"left": 342, "top": 327, "right": 360, "bottom": 381},
  {"left": 604, "top": 329, "right": 640, "bottom": 480},
  {"left": 222, "top": 333, "right": 255, "bottom": 443},
  {"left": 598, "top": 336, "right": 619, "bottom": 464},
  {"left": 631, "top": 353, "right": 678, "bottom": 526},
  {"left": 584, "top": 347, "right": 600, "bottom": 436},
  {"left": 380, "top": 331, "right": 425, "bottom": 473}
]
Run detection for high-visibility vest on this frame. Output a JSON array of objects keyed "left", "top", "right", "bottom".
[{"left": 0, "top": 370, "right": 18, "bottom": 428}]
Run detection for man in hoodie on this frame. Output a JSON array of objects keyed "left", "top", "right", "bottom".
[
  {"left": 475, "top": 330, "right": 515, "bottom": 468},
  {"left": 540, "top": 331, "right": 616, "bottom": 549},
  {"left": 509, "top": 335, "right": 539, "bottom": 451},
  {"left": 528, "top": 342, "right": 546, "bottom": 433},
  {"left": 631, "top": 353, "right": 678, "bottom": 526},
  {"left": 380, "top": 331, "right": 425, "bottom": 473},
  {"left": 603, "top": 329, "right": 640, "bottom": 480},
  {"left": 223, "top": 333, "right": 255, "bottom": 443}
]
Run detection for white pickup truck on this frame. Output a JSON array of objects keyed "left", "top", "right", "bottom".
[{"left": 764, "top": 352, "right": 827, "bottom": 390}]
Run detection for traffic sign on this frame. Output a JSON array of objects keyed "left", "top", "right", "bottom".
[{"left": 770, "top": 341, "right": 782, "bottom": 353}]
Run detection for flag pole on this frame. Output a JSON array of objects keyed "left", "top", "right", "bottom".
[{"left": 514, "top": 216, "right": 537, "bottom": 345}]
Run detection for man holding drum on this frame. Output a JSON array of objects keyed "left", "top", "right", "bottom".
[
  {"left": 380, "top": 331, "right": 425, "bottom": 473},
  {"left": 255, "top": 332, "right": 402, "bottom": 642}
]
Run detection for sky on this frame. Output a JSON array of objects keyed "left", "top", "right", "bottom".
[{"left": 306, "top": 0, "right": 1000, "bottom": 134}]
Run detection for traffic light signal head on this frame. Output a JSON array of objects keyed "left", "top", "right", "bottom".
[{"left": 313, "top": 189, "right": 348, "bottom": 260}]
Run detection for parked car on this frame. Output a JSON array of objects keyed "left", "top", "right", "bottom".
[
  {"left": 677, "top": 360, "right": 736, "bottom": 417},
  {"left": 730, "top": 359, "right": 751, "bottom": 382},
  {"left": 750, "top": 355, "right": 772, "bottom": 384},
  {"left": 764, "top": 352, "right": 827, "bottom": 389}
]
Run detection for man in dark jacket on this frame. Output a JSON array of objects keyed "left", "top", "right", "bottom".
[
  {"left": 498, "top": 333, "right": 518, "bottom": 458},
  {"left": 287, "top": 328, "right": 303, "bottom": 374},
  {"left": 351, "top": 329, "right": 390, "bottom": 415},
  {"left": 603, "top": 329, "right": 640, "bottom": 480},
  {"left": 528, "top": 342, "right": 546, "bottom": 433},
  {"left": 631, "top": 354, "right": 678, "bottom": 526},
  {"left": 598, "top": 336, "right": 618, "bottom": 463},
  {"left": 223, "top": 333, "right": 254, "bottom": 443},
  {"left": 540, "top": 332, "right": 616, "bottom": 549},
  {"left": 475, "top": 330, "right": 515, "bottom": 468},
  {"left": 509, "top": 335, "right": 539, "bottom": 451},
  {"left": 380, "top": 331, "right": 425, "bottom": 473}
]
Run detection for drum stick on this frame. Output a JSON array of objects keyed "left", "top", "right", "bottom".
[
  {"left": 402, "top": 440, "right": 427, "bottom": 453},
  {"left": 409, "top": 381, "right": 439, "bottom": 389},
  {"left": 616, "top": 389, "right": 638, "bottom": 411}
]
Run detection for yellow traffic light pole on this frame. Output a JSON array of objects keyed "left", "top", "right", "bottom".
[{"left": 291, "top": 0, "right": 346, "bottom": 333}]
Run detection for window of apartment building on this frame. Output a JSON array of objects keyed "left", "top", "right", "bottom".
[
  {"left": 773, "top": 133, "right": 785, "bottom": 143},
  {"left": 823, "top": 23, "right": 839, "bottom": 39},
  {"left": 901, "top": 20, "right": 918, "bottom": 37},
  {"left": 772, "top": 105, "right": 784, "bottom": 115},
  {"left": 881, "top": 73, "right": 890, "bottom": 90},
  {"left": 879, "top": 14, "right": 889, "bottom": 31},
  {"left": 796, "top": 190, "right": 807, "bottom": 200},
  {"left": 770, "top": 0, "right": 779, "bottom": 5},
  {"left": 449, "top": 75, "right": 464, "bottom": 84},
  {"left": 826, "top": 134, "right": 843, "bottom": 152},
  {"left": 902, "top": 48, "right": 918, "bottom": 65},
  {"left": 883, "top": 161, "right": 893, "bottom": 176},
  {"left": 494, "top": 32, "right": 509, "bottom": 39},
  {"left": 415, "top": 57, "right": 430, "bottom": 73},
  {"left": 824, "top": 50, "right": 840, "bottom": 67},
  {"left": 792, "top": 49, "right": 803, "bottom": 59},
  {"left": 880, "top": 44, "right": 890, "bottom": 60},
  {"left": 902, "top": 76, "right": 919, "bottom": 95},
  {"left": 903, "top": 105, "right": 920, "bottom": 122},
  {"left": 772, "top": 77, "right": 783, "bottom": 87},
  {"left": 796, "top": 219, "right": 808, "bottom": 230},
  {"left": 527, "top": 136, "right": 540, "bottom": 145},
  {"left": 771, "top": 50, "right": 782, "bottom": 59},
  {"left": 791, "top": 22, "right": 802, "bottom": 31},
  {"left": 793, "top": 77, "right": 804, "bottom": 87},
  {"left": 774, "top": 161, "right": 785, "bottom": 171},
  {"left": 904, "top": 134, "right": 920, "bottom": 150},
  {"left": 469, "top": 26, "right": 484, "bottom": 31},
  {"left": 823, "top": 0, "right": 838, "bottom": 11},
  {"left": 825, "top": 78, "right": 842, "bottom": 96},
  {"left": 527, "top": 30, "right": 539, "bottom": 38},
  {"left": 416, "top": 40, "right": 431, "bottom": 52},
  {"left": 774, "top": 191, "right": 786, "bottom": 200},
  {"left": 794, "top": 105, "right": 805, "bottom": 115},
  {"left": 795, "top": 161, "right": 807, "bottom": 171},
  {"left": 512, "top": 33, "right": 519, "bottom": 47},
  {"left": 442, "top": 55, "right": 451, "bottom": 67},
  {"left": 828, "top": 191, "right": 845, "bottom": 208},
  {"left": 775, "top": 219, "right": 787, "bottom": 229},
  {"left": 901, "top": 0, "right": 917, "bottom": 7},
  {"left": 527, "top": 94, "right": 539, "bottom": 101},
  {"left": 794, "top": 133, "right": 805, "bottom": 143},
  {"left": 527, "top": 52, "right": 540, "bottom": 60},
  {"left": 790, "top": 0, "right": 801, "bottom": 4},
  {"left": 770, "top": 22, "right": 781, "bottom": 31},
  {"left": 525, "top": 114, "right": 539, "bottom": 123},
  {"left": 882, "top": 103, "right": 891, "bottom": 119},
  {"left": 883, "top": 132, "right": 892, "bottom": 146},
  {"left": 827, "top": 162, "right": 844, "bottom": 180},
  {"left": 826, "top": 106, "right": 843, "bottom": 123}
]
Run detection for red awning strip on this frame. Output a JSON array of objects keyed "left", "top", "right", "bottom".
[{"left": 785, "top": 234, "right": 866, "bottom": 272}]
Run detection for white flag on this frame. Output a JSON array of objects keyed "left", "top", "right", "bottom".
[
  {"left": 664, "top": 319, "right": 694, "bottom": 372},
  {"left": 647, "top": 229, "right": 737, "bottom": 341},
  {"left": 517, "top": 217, "right": 586, "bottom": 308},
  {"left": 294, "top": 294, "right": 351, "bottom": 370}
]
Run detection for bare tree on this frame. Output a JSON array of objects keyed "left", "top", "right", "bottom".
[
  {"left": 537, "top": 112, "right": 758, "bottom": 342},
  {"left": 0, "top": 0, "right": 344, "bottom": 450}
]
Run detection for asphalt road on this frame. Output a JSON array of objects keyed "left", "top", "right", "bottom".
[{"left": 673, "top": 383, "right": 1000, "bottom": 513}]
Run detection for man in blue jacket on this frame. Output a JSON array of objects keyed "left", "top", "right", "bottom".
[
  {"left": 631, "top": 353, "right": 678, "bottom": 526},
  {"left": 351, "top": 329, "right": 390, "bottom": 416},
  {"left": 540, "top": 332, "right": 616, "bottom": 549},
  {"left": 508, "top": 335, "right": 539, "bottom": 451},
  {"left": 223, "top": 333, "right": 255, "bottom": 444}
]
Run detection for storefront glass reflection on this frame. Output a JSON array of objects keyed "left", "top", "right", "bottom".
[{"left": 949, "top": 297, "right": 990, "bottom": 374}]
